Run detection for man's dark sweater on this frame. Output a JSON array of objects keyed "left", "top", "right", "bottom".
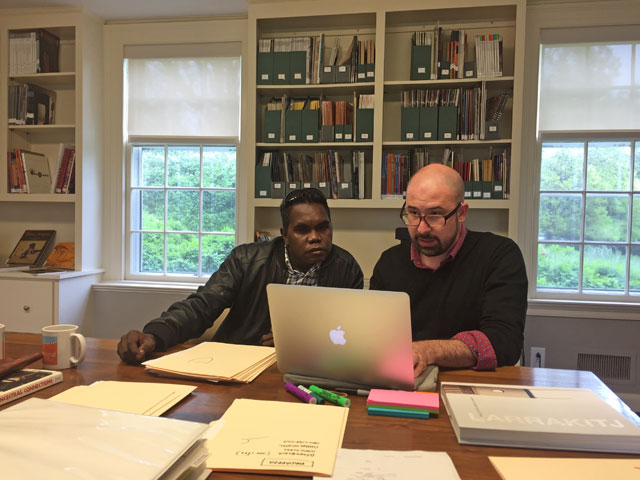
[{"left": 370, "top": 230, "right": 527, "bottom": 366}]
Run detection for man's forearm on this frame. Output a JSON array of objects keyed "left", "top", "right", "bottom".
[{"left": 414, "top": 339, "right": 476, "bottom": 368}]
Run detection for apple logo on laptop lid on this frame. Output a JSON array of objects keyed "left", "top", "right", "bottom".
[{"left": 329, "top": 326, "right": 347, "bottom": 345}]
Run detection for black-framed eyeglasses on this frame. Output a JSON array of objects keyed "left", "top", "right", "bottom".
[{"left": 400, "top": 201, "right": 462, "bottom": 227}]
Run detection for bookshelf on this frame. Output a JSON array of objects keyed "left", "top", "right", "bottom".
[
  {"left": 0, "top": 8, "right": 103, "bottom": 271},
  {"left": 0, "top": 8, "right": 103, "bottom": 333},
  {"left": 252, "top": 0, "right": 524, "bottom": 278}
]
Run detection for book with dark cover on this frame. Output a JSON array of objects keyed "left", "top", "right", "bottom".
[
  {"left": 0, "top": 368, "right": 62, "bottom": 407},
  {"left": 6, "top": 230, "right": 56, "bottom": 266}
]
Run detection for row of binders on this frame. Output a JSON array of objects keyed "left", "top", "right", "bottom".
[
  {"left": 453, "top": 149, "right": 511, "bottom": 200},
  {"left": 410, "top": 27, "right": 503, "bottom": 80},
  {"left": 256, "top": 150, "right": 366, "bottom": 200},
  {"left": 6, "top": 145, "right": 75, "bottom": 194},
  {"left": 381, "top": 147, "right": 510, "bottom": 199},
  {"left": 8, "top": 83, "right": 56, "bottom": 126},
  {"left": 9, "top": 29, "right": 60, "bottom": 75},
  {"left": 264, "top": 94, "right": 374, "bottom": 143},
  {"left": 401, "top": 86, "right": 509, "bottom": 141},
  {"left": 258, "top": 34, "right": 375, "bottom": 85}
]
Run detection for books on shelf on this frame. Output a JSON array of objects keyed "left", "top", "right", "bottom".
[
  {"left": 0, "top": 398, "right": 209, "bottom": 480},
  {"left": 28, "top": 241, "right": 75, "bottom": 273},
  {"left": 7, "top": 149, "right": 53, "bottom": 194},
  {"left": 51, "top": 143, "right": 76, "bottom": 193},
  {"left": 9, "top": 29, "right": 60, "bottom": 75},
  {"left": 0, "top": 368, "right": 63, "bottom": 407},
  {"left": 441, "top": 381, "right": 640, "bottom": 454},
  {"left": 8, "top": 83, "right": 56, "bottom": 126},
  {"left": 6, "top": 230, "right": 56, "bottom": 266}
]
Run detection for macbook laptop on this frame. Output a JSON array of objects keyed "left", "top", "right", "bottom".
[{"left": 266, "top": 284, "right": 415, "bottom": 390}]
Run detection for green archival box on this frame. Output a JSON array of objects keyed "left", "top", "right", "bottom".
[
  {"left": 301, "top": 109, "right": 319, "bottom": 142},
  {"left": 284, "top": 110, "right": 302, "bottom": 142},
  {"left": 257, "top": 52, "right": 274, "bottom": 84},
  {"left": 401, "top": 107, "right": 420, "bottom": 141},
  {"left": 356, "top": 108, "right": 374, "bottom": 142},
  {"left": 263, "top": 110, "right": 282, "bottom": 143},
  {"left": 290, "top": 51, "right": 307, "bottom": 84},
  {"left": 273, "top": 51, "right": 290, "bottom": 84},
  {"left": 419, "top": 106, "right": 438, "bottom": 141},
  {"left": 437, "top": 105, "right": 457, "bottom": 141},
  {"left": 410, "top": 45, "right": 431, "bottom": 80}
]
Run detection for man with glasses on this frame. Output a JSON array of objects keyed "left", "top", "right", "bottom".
[
  {"left": 118, "top": 188, "right": 363, "bottom": 364},
  {"left": 370, "top": 164, "right": 527, "bottom": 376}
]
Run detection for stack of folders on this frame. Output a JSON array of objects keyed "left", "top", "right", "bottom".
[
  {"left": 0, "top": 398, "right": 209, "bottom": 480},
  {"left": 366, "top": 389, "right": 439, "bottom": 420},
  {"left": 50, "top": 381, "right": 196, "bottom": 416},
  {"left": 143, "top": 342, "right": 276, "bottom": 383},
  {"left": 206, "top": 398, "right": 348, "bottom": 476}
]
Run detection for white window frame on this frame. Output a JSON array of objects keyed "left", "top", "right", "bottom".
[
  {"left": 103, "top": 19, "right": 249, "bottom": 283},
  {"left": 125, "top": 138, "right": 238, "bottom": 282},
  {"left": 520, "top": 1, "right": 640, "bottom": 314}
]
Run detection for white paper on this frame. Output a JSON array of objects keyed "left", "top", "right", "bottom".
[{"left": 316, "top": 449, "right": 461, "bottom": 480}]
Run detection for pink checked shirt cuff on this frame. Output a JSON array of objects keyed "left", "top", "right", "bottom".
[{"left": 452, "top": 330, "right": 497, "bottom": 370}]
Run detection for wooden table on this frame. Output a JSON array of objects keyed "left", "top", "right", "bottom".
[{"left": 4, "top": 333, "right": 640, "bottom": 479}]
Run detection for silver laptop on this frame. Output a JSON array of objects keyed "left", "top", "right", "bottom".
[{"left": 266, "top": 284, "right": 415, "bottom": 390}]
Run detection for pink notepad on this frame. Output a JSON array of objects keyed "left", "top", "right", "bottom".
[{"left": 367, "top": 389, "right": 439, "bottom": 413}]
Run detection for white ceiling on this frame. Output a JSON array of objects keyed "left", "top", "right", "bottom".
[{"left": 0, "top": 0, "right": 248, "bottom": 21}]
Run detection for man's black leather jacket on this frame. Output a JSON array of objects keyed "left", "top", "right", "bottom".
[{"left": 143, "top": 236, "right": 364, "bottom": 350}]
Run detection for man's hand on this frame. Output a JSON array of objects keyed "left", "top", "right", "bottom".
[
  {"left": 117, "top": 330, "right": 157, "bottom": 365},
  {"left": 260, "top": 332, "right": 274, "bottom": 347},
  {"left": 412, "top": 339, "right": 477, "bottom": 376}
]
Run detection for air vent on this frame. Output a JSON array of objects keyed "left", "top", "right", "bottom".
[{"left": 577, "top": 353, "right": 632, "bottom": 382}]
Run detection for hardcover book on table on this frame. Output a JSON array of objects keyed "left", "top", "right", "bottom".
[
  {"left": 441, "top": 382, "right": 640, "bottom": 454},
  {"left": 0, "top": 368, "right": 63, "bottom": 407}
]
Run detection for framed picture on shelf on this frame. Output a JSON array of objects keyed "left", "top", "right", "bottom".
[{"left": 6, "top": 230, "right": 56, "bottom": 266}]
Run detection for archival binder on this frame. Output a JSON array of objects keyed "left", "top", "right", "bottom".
[
  {"left": 365, "top": 63, "right": 375, "bottom": 81},
  {"left": 463, "top": 181, "right": 472, "bottom": 199},
  {"left": 273, "top": 51, "right": 289, "bottom": 84},
  {"left": 285, "top": 181, "right": 300, "bottom": 195},
  {"left": 343, "top": 124, "right": 353, "bottom": 142},
  {"left": 482, "top": 180, "right": 493, "bottom": 199},
  {"left": 463, "top": 61, "right": 476, "bottom": 78},
  {"left": 485, "top": 120, "right": 500, "bottom": 140},
  {"left": 334, "top": 124, "right": 344, "bottom": 142},
  {"left": 437, "top": 105, "right": 457, "bottom": 141},
  {"left": 356, "top": 108, "right": 374, "bottom": 142},
  {"left": 492, "top": 180, "right": 504, "bottom": 199},
  {"left": 284, "top": 109, "right": 302, "bottom": 142},
  {"left": 301, "top": 108, "right": 319, "bottom": 142},
  {"left": 471, "top": 180, "right": 483, "bottom": 199},
  {"left": 263, "top": 110, "right": 281, "bottom": 143},
  {"left": 337, "top": 181, "right": 354, "bottom": 199},
  {"left": 438, "top": 60, "right": 451, "bottom": 79},
  {"left": 290, "top": 51, "right": 307, "bottom": 84},
  {"left": 335, "top": 64, "right": 350, "bottom": 83},
  {"left": 255, "top": 162, "right": 272, "bottom": 198},
  {"left": 411, "top": 45, "right": 431, "bottom": 80},
  {"left": 271, "top": 181, "right": 285, "bottom": 199},
  {"left": 320, "top": 65, "right": 335, "bottom": 84},
  {"left": 401, "top": 107, "right": 419, "bottom": 141},
  {"left": 257, "top": 51, "right": 274, "bottom": 84},
  {"left": 356, "top": 64, "right": 367, "bottom": 82},
  {"left": 317, "top": 181, "right": 331, "bottom": 198},
  {"left": 419, "top": 106, "right": 438, "bottom": 140}
]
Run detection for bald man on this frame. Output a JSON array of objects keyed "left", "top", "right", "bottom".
[{"left": 370, "top": 164, "right": 527, "bottom": 375}]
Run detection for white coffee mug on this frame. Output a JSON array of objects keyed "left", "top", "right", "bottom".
[
  {"left": 42, "top": 324, "right": 86, "bottom": 369},
  {"left": 0, "top": 323, "right": 5, "bottom": 360}
]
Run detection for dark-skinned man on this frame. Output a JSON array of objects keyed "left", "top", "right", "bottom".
[{"left": 118, "top": 188, "right": 363, "bottom": 364}]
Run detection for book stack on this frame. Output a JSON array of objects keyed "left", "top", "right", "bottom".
[
  {"left": 0, "top": 369, "right": 63, "bottom": 407},
  {"left": 366, "top": 389, "right": 439, "bottom": 420},
  {"left": 9, "top": 29, "right": 60, "bottom": 75}
]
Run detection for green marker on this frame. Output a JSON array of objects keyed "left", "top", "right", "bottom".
[{"left": 309, "top": 385, "right": 350, "bottom": 407}]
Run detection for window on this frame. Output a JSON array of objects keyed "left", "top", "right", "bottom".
[
  {"left": 129, "top": 144, "right": 236, "bottom": 278},
  {"left": 124, "top": 49, "right": 241, "bottom": 281},
  {"left": 535, "top": 32, "right": 640, "bottom": 299}
]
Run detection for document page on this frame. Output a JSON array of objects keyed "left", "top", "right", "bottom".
[{"left": 315, "top": 449, "right": 461, "bottom": 480}]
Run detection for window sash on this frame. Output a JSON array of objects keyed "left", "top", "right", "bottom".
[{"left": 125, "top": 141, "right": 237, "bottom": 282}]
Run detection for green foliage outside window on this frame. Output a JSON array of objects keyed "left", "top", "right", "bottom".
[{"left": 132, "top": 145, "right": 236, "bottom": 277}]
